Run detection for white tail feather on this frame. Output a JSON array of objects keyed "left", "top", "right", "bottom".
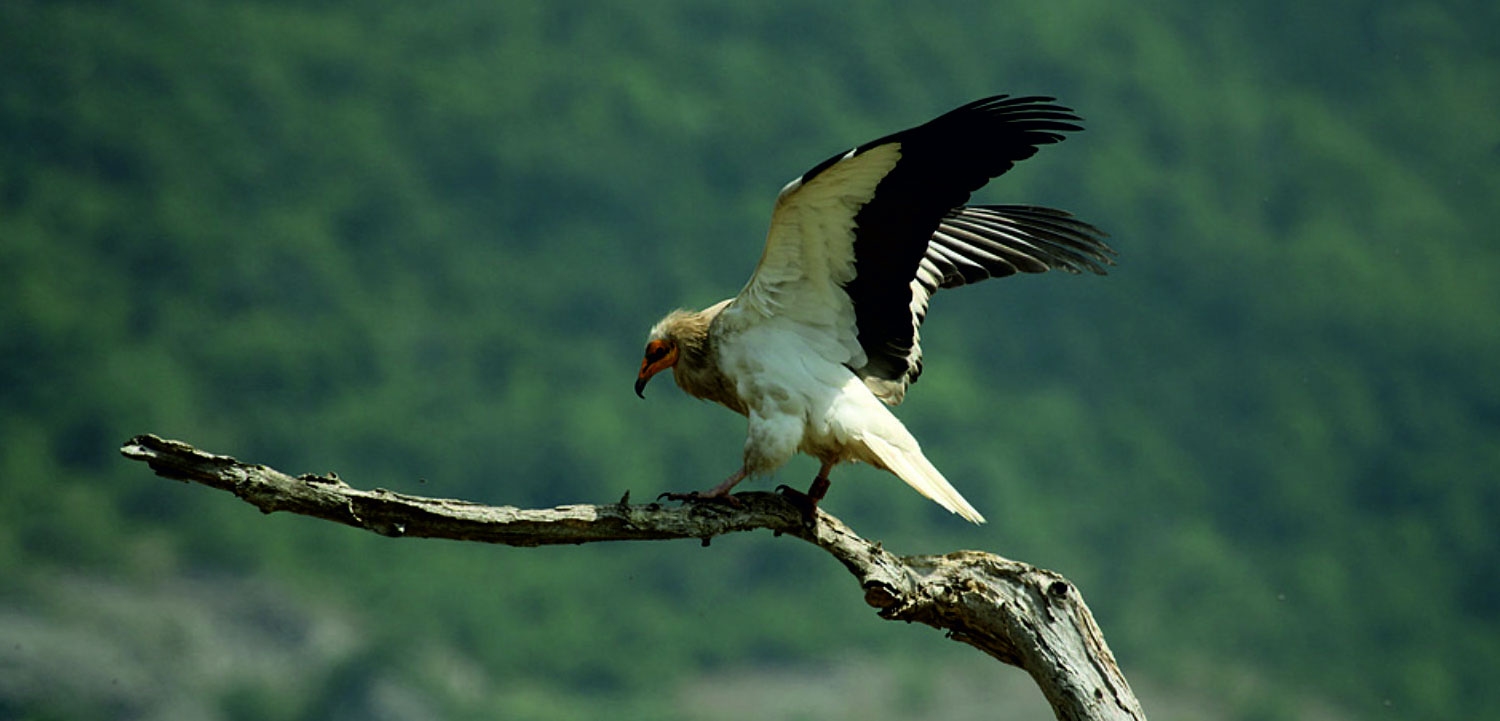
[{"left": 861, "top": 435, "right": 986, "bottom": 524}]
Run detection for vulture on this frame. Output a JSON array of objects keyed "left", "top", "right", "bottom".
[{"left": 635, "top": 95, "right": 1113, "bottom": 524}]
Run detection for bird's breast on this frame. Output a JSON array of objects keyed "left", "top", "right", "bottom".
[
  {"left": 716, "top": 326, "right": 883, "bottom": 458},
  {"left": 671, "top": 358, "right": 748, "bottom": 416}
]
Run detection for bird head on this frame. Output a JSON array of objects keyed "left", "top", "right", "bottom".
[{"left": 635, "top": 338, "right": 679, "bottom": 398}]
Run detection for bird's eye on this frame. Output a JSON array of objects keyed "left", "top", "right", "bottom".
[{"left": 645, "top": 343, "right": 667, "bottom": 362}]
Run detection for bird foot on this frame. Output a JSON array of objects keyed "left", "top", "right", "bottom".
[
  {"left": 659, "top": 467, "right": 749, "bottom": 509},
  {"left": 774, "top": 484, "right": 822, "bottom": 526}
]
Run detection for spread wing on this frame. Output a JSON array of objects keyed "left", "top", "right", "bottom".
[{"left": 722, "top": 95, "right": 1115, "bottom": 403}]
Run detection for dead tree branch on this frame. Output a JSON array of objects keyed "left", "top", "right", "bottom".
[{"left": 120, "top": 433, "right": 1145, "bottom": 721}]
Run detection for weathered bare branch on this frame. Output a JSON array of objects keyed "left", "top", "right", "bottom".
[{"left": 120, "top": 433, "right": 1145, "bottom": 721}]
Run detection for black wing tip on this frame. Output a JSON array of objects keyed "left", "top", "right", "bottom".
[
  {"left": 1019, "top": 208, "right": 1116, "bottom": 256},
  {"left": 943, "top": 204, "right": 1117, "bottom": 276},
  {"left": 957, "top": 94, "right": 1084, "bottom": 124},
  {"left": 930, "top": 95, "right": 1086, "bottom": 151},
  {"left": 791, "top": 92, "right": 1087, "bottom": 188}
]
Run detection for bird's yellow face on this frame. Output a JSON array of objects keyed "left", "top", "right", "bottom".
[{"left": 635, "top": 339, "right": 679, "bottom": 398}]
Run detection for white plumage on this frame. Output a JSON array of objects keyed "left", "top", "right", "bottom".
[{"left": 635, "top": 95, "right": 1114, "bottom": 523}]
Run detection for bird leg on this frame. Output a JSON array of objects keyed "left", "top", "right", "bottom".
[
  {"left": 659, "top": 467, "right": 748, "bottom": 506},
  {"left": 775, "top": 461, "right": 834, "bottom": 525},
  {"left": 806, "top": 471, "right": 832, "bottom": 503}
]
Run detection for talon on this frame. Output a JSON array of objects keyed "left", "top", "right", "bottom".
[
  {"left": 775, "top": 484, "right": 821, "bottom": 526},
  {"left": 661, "top": 467, "right": 750, "bottom": 507}
]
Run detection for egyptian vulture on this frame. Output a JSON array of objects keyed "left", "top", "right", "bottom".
[{"left": 635, "top": 95, "right": 1113, "bottom": 524}]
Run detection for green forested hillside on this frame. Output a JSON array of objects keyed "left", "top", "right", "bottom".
[{"left": 3, "top": 1, "right": 1497, "bottom": 719}]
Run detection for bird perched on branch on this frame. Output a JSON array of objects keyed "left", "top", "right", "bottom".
[{"left": 635, "top": 95, "right": 1113, "bottom": 524}]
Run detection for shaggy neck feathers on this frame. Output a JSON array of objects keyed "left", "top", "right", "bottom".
[{"left": 650, "top": 301, "right": 746, "bottom": 415}]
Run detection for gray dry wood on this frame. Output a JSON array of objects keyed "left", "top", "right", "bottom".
[{"left": 120, "top": 433, "right": 1145, "bottom": 721}]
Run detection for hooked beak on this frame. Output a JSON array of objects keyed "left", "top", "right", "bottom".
[{"left": 636, "top": 341, "right": 679, "bottom": 398}]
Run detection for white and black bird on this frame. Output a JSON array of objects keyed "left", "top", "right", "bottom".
[{"left": 634, "top": 95, "right": 1113, "bottom": 523}]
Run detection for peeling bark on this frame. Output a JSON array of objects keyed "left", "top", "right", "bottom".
[{"left": 120, "top": 433, "right": 1146, "bottom": 721}]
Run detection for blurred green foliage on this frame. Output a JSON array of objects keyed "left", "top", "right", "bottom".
[{"left": 3, "top": 0, "right": 1497, "bottom": 719}]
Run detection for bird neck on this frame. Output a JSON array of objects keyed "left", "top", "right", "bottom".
[
  {"left": 668, "top": 302, "right": 746, "bottom": 415},
  {"left": 673, "top": 312, "right": 714, "bottom": 367}
]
